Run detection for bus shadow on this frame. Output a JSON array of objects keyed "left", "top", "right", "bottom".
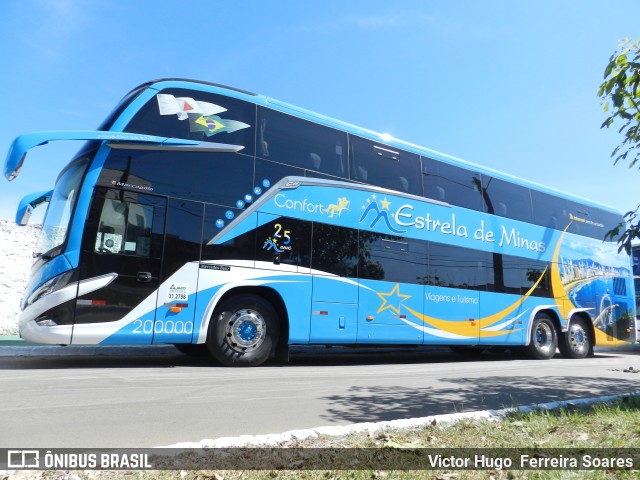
[
  {"left": 319, "top": 375, "right": 640, "bottom": 425},
  {"left": 0, "top": 345, "right": 480, "bottom": 370},
  {"left": 0, "top": 344, "right": 637, "bottom": 370},
  {"left": 284, "top": 345, "right": 519, "bottom": 367},
  {"left": 284, "top": 345, "right": 640, "bottom": 367},
  {"left": 0, "top": 346, "right": 216, "bottom": 370}
]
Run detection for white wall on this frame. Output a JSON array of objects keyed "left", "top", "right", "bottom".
[{"left": 0, "top": 220, "right": 40, "bottom": 335}]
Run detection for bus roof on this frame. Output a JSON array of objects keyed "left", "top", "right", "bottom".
[{"left": 127, "top": 78, "right": 621, "bottom": 215}]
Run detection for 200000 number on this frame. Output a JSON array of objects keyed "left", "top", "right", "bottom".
[{"left": 132, "top": 319, "right": 194, "bottom": 335}]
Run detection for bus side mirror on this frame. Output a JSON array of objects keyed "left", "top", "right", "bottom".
[
  {"left": 16, "top": 190, "right": 52, "bottom": 226},
  {"left": 5, "top": 130, "right": 245, "bottom": 181}
]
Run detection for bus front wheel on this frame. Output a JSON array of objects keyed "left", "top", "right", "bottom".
[
  {"left": 207, "top": 294, "right": 279, "bottom": 367},
  {"left": 558, "top": 317, "right": 592, "bottom": 359},
  {"left": 525, "top": 313, "right": 558, "bottom": 360}
]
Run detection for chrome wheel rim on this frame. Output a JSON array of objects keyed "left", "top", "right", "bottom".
[
  {"left": 534, "top": 321, "right": 554, "bottom": 354},
  {"left": 226, "top": 309, "right": 266, "bottom": 352},
  {"left": 568, "top": 322, "right": 588, "bottom": 354}
]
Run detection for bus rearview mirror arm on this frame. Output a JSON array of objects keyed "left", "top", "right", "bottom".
[{"left": 4, "top": 130, "right": 244, "bottom": 181}]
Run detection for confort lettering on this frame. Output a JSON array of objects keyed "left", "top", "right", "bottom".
[{"left": 274, "top": 193, "right": 325, "bottom": 214}]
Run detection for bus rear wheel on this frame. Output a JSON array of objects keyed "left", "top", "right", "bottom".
[
  {"left": 207, "top": 294, "right": 279, "bottom": 367},
  {"left": 558, "top": 317, "right": 592, "bottom": 359},
  {"left": 525, "top": 313, "right": 558, "bottom": 360}
]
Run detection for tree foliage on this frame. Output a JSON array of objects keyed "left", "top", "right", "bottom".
[{"left": 599, "top": 39, "right": 640, "bottom": 253}]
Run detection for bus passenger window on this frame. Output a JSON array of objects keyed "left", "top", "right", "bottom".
[
  {"left": 355, "top": 165, "right": 368, "bottom": 182},
  {"left": 482, "top": 176, "right": 533, "bottom": 223},
  {"left": 530, "top": 190, "right": 568, "bottom": 230},
  {"left": 312, "top": 223, "right": 359, "bottom": 277},
  {"left": 428, "top": 243, "right": 488, "bottom": 290},
  {"left": 260, "top": 117, "right": 270, "bottom": 157},
  {"left": 257, "top": 107, "right": 348, "bottom": 179},
  {"left": 522, "top": 259, "right": 551, "bottom": 297},
  {"left": 422, "top": 158, "right": 482, "bottom": 210},
  {"left": 349, "top": 136, "right": 421, "bottom": 195},
  {"left": 254, "top": 216, "right": 312, "bottom": 268},
  {"left": 396, "top": 176, "right": 410, "bottom": 192},
  {"left": 308, "top": 153, "right": 322, "bottom": 170}
]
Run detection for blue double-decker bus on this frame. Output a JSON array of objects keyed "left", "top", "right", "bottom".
[{"left": 4, "top": 79, "right": 637, "bottom": 366}]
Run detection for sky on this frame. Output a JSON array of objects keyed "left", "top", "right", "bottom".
[{"left": 0, "top": 0, "right": 639, "bottom": 223}]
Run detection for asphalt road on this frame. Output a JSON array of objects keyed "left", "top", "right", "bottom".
[{"left": 0, "top": 343, "right": 638, "bottom": 448}]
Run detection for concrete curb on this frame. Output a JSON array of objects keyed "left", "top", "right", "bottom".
[{"left": 162, "top": 391, "right": 640, "bottom": 448}]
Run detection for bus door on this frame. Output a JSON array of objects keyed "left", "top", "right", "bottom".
[
  {"left": 254, "top": 213, "right": 314, "bottom": 343},
  {"left": 75, "top": 187, "right": 166, "bottom": 344},
  {"left": 309, "top": 223, "right": 358, "bottom": 343},
  {"left": 421, "top": 243, "right": 482, "bottom": 345},
  {"left": 152, "top": 198, "right": 204, "bottom": 344},
  {"left": 356, "top": 236, "right": 425, "bottom": 344}
]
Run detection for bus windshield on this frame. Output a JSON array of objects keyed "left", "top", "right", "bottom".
[{"left": 35, "top": 158, "right": 88, "bottom": 257}]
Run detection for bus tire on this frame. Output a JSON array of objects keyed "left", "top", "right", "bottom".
[
  {"left": 525, "top": 313, "right": 557, "bottom": 360},
  {"left": 207, "top": 294, "right": 279, "bottom": 367},
  {"left": 558, "top": 317, "right": 591, "bottom": 359}
]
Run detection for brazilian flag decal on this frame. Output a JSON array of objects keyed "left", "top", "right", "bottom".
[{"left": 189, "top": 114, "right": 250, "bottom": 137}]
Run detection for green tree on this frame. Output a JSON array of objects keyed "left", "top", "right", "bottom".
[{"left": 598, "top": 38, "right": 640, "bottom": 253}]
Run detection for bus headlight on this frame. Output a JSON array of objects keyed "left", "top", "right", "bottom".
[{"left": 23, "top": 271, "right": 75, "bottom": 310}]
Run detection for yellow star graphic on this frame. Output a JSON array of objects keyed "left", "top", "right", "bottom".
[
  {"left": 380, "top": 196, "right": 391, "bottom": 210},
  {"left": 376, "top": 283, "right": 411, "bottom": 315}
]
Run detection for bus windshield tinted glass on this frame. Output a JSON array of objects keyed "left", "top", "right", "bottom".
[{"left": 35, "top": 159, "right": 88, "bottom": 256}]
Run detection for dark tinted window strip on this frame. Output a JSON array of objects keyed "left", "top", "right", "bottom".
[{"left": 119, "top": 83, "right": 621, "bottom": 242}]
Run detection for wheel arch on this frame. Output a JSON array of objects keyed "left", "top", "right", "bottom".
[
  {"left": 525, "top": 306, "right": 562, "bottom": 346},
  {"left": 568, "top": 310, "right": 595, "bottom": 341}
]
